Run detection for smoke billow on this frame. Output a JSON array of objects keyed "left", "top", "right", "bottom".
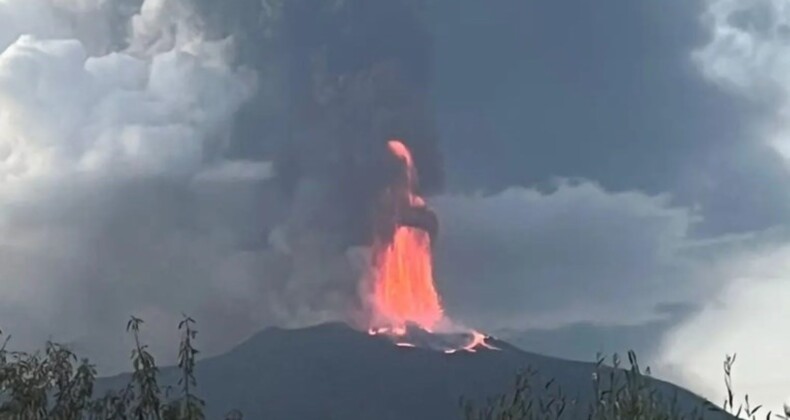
[
  {"left": 658, "top": 0, "right": 790, "bottom": 412},
  {"left": 0, "top": 0, "right": 442, "bottom": 372},
  {"left": 198, "top": 0, "right": 444, "bottom": 325}
]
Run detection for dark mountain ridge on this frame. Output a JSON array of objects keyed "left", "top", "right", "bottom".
[{"left": 97, "top": 322, "right": 729, "bottom": 419}]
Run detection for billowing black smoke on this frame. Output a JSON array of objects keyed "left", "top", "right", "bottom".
[
  {"left": 182, "top": 0, "right": 446, "bottom": 327},
  {"left": 195, "top": 0, "right": 443, "bottom": 246}
]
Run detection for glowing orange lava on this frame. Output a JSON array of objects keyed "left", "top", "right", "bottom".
[
  {"left": 444, "top": 331, "right": 499, "bottom": 354},
  {"left": 367, "top": 140, "right": 496, "bottom": 354},
  {"left": 372, "top": 225, "right": 444, "bottom": 330},
  {"left": 370, "top": 140, "right": 443, "bottom": 331}
]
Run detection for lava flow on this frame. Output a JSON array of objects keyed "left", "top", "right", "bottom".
[{"left": 366, "top": 140, "right": 497, "bottom": 354}]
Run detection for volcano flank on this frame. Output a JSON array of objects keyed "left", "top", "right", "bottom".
[{"left": 97, "top": 323, "right": 729, "bottom": 420}]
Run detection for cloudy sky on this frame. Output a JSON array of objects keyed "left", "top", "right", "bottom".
[
  {"left": 0, "top": 0, "right": 789, "bottom": 413},
  {"left": 431, "top": 0, "right": 790, "bottom": 410}
]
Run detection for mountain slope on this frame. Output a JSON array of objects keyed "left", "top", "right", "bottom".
[{"left": 98, "top": 322, "right": 727, "bottom": 419}]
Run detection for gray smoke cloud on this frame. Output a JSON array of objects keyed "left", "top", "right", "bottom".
[
  {"left": 0, "top": 0, "right": 443, "bottom": 373},
  {"left": 657, "top": 0, "right": 790, "bottom": 411},
  {"left": 0, "top": 0, "right": 278, "bottom": 372}
]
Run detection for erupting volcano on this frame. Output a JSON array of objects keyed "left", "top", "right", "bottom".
[
  {"left": 373, "top": 225, "right": 442, "bottom": 330},
  {"left": 371, "top": 140, "right": 443, "bottom": 331},
  {"left": 366, "top": 140, "right": 496, "bottom": 353}
]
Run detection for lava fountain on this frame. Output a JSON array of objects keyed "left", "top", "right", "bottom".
[
  {"left": 366, "top": 140, "right": 496, "bottom": 353},
  {"left": 372, "top": 225, "right": 442, "bottom": 330}
]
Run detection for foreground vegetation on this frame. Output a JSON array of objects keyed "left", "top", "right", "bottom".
[
  {"left": 0, "top": 315, "right": 214, "bottom": 420},
  {"left": 0, "top": 318, "right": 785, "bottom": 420},
  {"left": 462, "top": 352, "right": 787, "bottom": 420}
]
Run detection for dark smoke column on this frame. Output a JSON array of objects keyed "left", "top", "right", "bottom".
[
  {"left": 191, "top": 0, "right": 445, "bottom": 324},
  {"left": 276, "top": 0, "right": 444, "bottom": 247}
]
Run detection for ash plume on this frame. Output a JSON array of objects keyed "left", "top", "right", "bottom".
[
  {"left": 201, "top": 0, "right": 445, "bottom": 325},
  {"left": 0, "top": 0, "right": 443, "bottom": 371}
]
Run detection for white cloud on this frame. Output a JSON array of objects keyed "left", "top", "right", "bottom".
[
  {"left": 659, "top": 241, "right": 790, "bottom": 414},
  {"left": 430, "top": 180, "right": 705, "bottom": 330},
  {"left": 695, "top": 0, "right": 790, "bottom": 161},
  {"left": 432, "top": 180, "right": 790, "bottom": 412},
  {"left": 658, "top": 0, "right": 790, "bottom": 412},
  {"left": 0, "top": 0, "right": 280, "bottom": 373},
  {"left": 0, "top": 34, "right": 253, "bottom": 181}
]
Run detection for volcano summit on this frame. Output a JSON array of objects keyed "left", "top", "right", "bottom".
[{"left": 96, "top": 322, "right": 728, "bottom": 419}]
